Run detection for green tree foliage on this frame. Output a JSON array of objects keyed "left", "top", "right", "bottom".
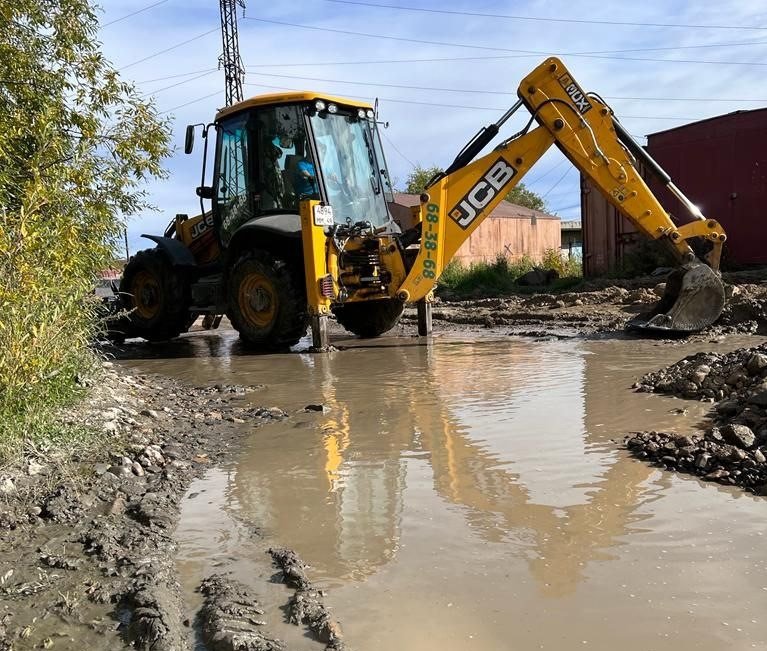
[
  {"left": 404, "top": 165, "right": 547, "bottom": 213},
  {"left": 504, "top": 183, "right": 547, "bottom": 212},
  {"left": 404, "top": 164, "right": 443, "bottom": 194},
  {"left": 0, "top": 0, "right": 171, "bottom": 450}
]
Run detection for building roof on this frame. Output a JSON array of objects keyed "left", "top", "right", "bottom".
[
  {"left": 216, "top": 91, "right": 373, "bottom": 121},
  {"left": 647, "top": 106, "right": 767, "bottom": 138},
  {"left": 393, "top": 193, "right": 559, "bottom": 220}
]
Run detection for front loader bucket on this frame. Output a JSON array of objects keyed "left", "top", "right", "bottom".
[{"left": 627, "top": 263, "right": 725, "bottom": 335}]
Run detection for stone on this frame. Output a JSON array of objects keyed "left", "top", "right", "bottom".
[
  {"left": 132, "top": 462, "right": 145, "bottom": 477},
  {"left": 103, "top": 420, "right": 119, "bottom": 434},
  {"left": 517, "top": 268, "right": 559, "bottom": 286},
  {"left": 26, "top": 461, "right": 44, "bottom": 476},
  {"left": 0, "top": 477, "right": 16, "bottom": 494},
  {"left": 721, "top": 424, "right": 756, "bottom": 449},
  {"left": 304, "top": 404, "right": 329, "bottom": 413},
  {"left": 695, "top": 453, "right": 711, "bottom": 469},
  {"left": 754, "top": 449, "right": 766, "bottom": 464},
  {"left": 108, "top": 465, "right": 133, "bottom": 478},
  {"left": 691, "top": 371, "right": 708, "bottom": 385},
  {"left": 93, "top": 463, "right": 110, "bottom": 476},
  {"left": 747, "top": 390, "right": 767, "bottom": 408},
  {"left": 726, "top": 370, "right": 747, "bottom": 386},
  {"left": 108, "top": 496, "right": 126, "bottom": 515},
  {"left": 673, "top": 435, "right": 695, "bottom": 448},
  {"left": 707, "top": 428, "right": 724, "bottom": 443},
  {"left": 140, "top": 408, "right": 161, "bottom": 420},
  {"left": 704, "top": 469, "right": 730, "bottom": 481},
  {"left": 714, "top": 445, "right": 739, "bottom": 462},
  {"left": 746, "top": 353, "right": 767, "bottom": 375}
]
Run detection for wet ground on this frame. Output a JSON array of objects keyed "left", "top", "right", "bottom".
[{"left": 118, "top": 328, "right": 767, "bottom": 651}]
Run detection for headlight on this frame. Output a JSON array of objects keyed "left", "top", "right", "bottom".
[
  {"left": 315, "top": 100, "right": 326, "bottom": 111},
  {"left": 366, "top": 109, "right": 375, "bottom": 119},
  {"left": 357, "top": 108, "right": 366, "bottom": 119},
  {"left": 327, "top": 103, "right": 338, "bottom": 114}
]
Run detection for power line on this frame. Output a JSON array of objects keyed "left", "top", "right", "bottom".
[
  {"left": 246, "top": 49, "right": 767, "bottom": 69},
  {"left": 325, "top": 0, "right": 767, "bottom": 32},
  {"left": 101, "top": 0, "right": 168, "bottom": 28},
  {"left": 142, "top": 70, "right": 219, "bottom": 97},
  {"left": 246, "top": 70, "right": 767, "bottom": 104},
  {"left": 550, "top": 203, "right": 581, "bottom": 213},
  {"left": 525, "top": 158, "right": 569, "bottom": 186},
  {"left": 137, "top": 69, "right": 217, "bottom": 84},
  {"left": 119, "top": 27, "right": 219, "bottom": 70},
  {"left": 161, "top": 90, "right": 221, "bottom": 115},
  {"left": 542, "top": 168, "right": 574, "bottom": 200},
  {"left": 381, "top": 132, "right": 415, "bottom": 167},
  {"left": 243, "top": 17, "right": 767, "bottom": 64},
  {"left": 242, "top": 80, "right": 697, "bottom": 119}
]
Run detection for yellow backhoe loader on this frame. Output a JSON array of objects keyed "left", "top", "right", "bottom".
[{"left": 113, "top": 57, "right": 726, "bottom": 349}]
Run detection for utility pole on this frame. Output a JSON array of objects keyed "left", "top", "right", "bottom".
[{"left": 219, "top": 0, "right": 245, "bottom": 106}]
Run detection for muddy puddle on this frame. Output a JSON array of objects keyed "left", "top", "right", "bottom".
[{"left": 121, "top": 331, "right": 767, "bottom": 650}]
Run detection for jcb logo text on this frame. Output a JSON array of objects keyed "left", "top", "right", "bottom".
[{"left": 448, "top": 159, "right": 516, "bottom": 229}]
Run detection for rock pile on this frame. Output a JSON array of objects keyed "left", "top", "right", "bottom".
[
  {"left": 627, "top": 343, "right": 767, "bottom": 493},
  {"left": 635, "top": 344, "right": 767, "bottom": 402},
  {"left": 626, "top": 426, "right": 767, "bottom": 492}
]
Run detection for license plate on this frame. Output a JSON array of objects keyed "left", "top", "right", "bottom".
[{"left": 313, "top": 205, "right": 334, "bottom": 227}]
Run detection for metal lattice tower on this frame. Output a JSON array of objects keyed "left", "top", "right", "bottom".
[{"left": 219, "top": 0, "right": 245, "bottom": 106}]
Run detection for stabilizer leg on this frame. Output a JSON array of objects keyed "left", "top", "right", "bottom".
[
  {"left": 311, "top": 314, "right": 329, "bottom": 349},
  {"left": 417, "top": 300, "right": 433, "bottom": 337}
]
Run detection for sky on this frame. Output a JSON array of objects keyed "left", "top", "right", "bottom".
[{"left": 96, "top": 0, "right": 767, "bottom": 254}]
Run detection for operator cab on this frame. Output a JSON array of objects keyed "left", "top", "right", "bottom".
[{"left": 208, "top": 92, "right": 397, "bottom": 247}]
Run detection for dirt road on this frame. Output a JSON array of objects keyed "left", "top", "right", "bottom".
[{"left": 2, "top": 273, "right": 767, "bottom": 650}]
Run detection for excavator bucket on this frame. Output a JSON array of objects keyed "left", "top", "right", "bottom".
[{"left": 628, "top": 263, "right": 725, "bottom": 335}]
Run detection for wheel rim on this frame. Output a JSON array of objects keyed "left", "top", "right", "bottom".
[
  {"left": 132, "top": 270, "right": 161, "bottom": 319},
  {"left": 239, "top": 272, "right": 278, "bottom": 328}
]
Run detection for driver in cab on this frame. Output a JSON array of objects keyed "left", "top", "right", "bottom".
[{"left": 293, "top": 141, "right": 347, "bottom": 199}]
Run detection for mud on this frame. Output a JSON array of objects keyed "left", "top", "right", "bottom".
[
  {"left": 406, "top": 272, "right": 767, "bottom": 338},
  {"left": 197, "top": 575, "right": 284, "bottom": 651},
  {"left": 0, "top": 365, "right": 285, "bottom": 650},
  {"left": 4, "top": 269, "right": 767, "bottom": 650},
  {"left": 269, "top": 548, "right": 347, "bottom": 651},
  {"left": 628, "top": 341, "right": 767, "bottom": 492}
]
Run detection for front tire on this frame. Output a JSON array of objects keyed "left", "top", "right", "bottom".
[
  {"left": 227, "top": 250, "right": 308, "bottom": 349},
  {"left": 332, "top": 299, "right": 404, "bottom": 338},
  {"left": 118, "top": 249, "right": 192, "bottom": 342}
]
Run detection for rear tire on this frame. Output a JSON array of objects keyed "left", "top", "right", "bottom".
[
  {"left": 227, "top": 250, "right": 308, "bottom": 349},
  {"left": 118, "top": 249, "right": 192, "bottom": 341},
  {"left": 333, "top": 299, "right": 404, "bottom": 338}
]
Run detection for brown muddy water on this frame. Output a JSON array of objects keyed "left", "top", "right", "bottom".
[{"left": 120, "top": 331, "right": 767, "bottom": 650}]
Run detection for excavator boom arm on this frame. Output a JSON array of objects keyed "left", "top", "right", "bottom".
[{"left": 395, "top": 57, "right": 726, "bottom": 333}]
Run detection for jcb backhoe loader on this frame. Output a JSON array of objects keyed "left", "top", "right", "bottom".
[{"left": 114, "top": 57, "right": 726, "bottom": 349}]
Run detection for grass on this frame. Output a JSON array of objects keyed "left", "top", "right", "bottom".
[{"left": 437, "top": 250, "right": 583, "bottom": 299}]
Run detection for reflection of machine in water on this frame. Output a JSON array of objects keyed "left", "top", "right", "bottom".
[{"left": 231, "top": 339, "right": 655, "bottom": 593}]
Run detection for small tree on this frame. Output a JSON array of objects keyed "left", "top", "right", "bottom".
[
  {"left": 404, "top": 164, "right": 443, "bottom": 194},
  {"left": 0, "top": 0, "right": 171, "bottom": 447},
  {"left": 504, "top": 183, "right": 547, "bottom": 212}
]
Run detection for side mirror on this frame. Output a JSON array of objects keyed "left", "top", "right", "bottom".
[
  {"left": 184, "top": 124, "right": 195, "bottom": 155},
  {"left": 196, "top": 186, "right": 214, "bottom": 199}
]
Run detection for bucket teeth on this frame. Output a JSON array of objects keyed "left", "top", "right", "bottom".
[{"left": 628, "top": 264, "right": 725, "bottom": 335}]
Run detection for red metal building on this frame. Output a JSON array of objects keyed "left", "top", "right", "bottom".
[
  {"left": 581, "top": 107, "right": 767, "bottom": 274},
  {"left": 645, "top": 108, "right": 767, "bottom": 266}
]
